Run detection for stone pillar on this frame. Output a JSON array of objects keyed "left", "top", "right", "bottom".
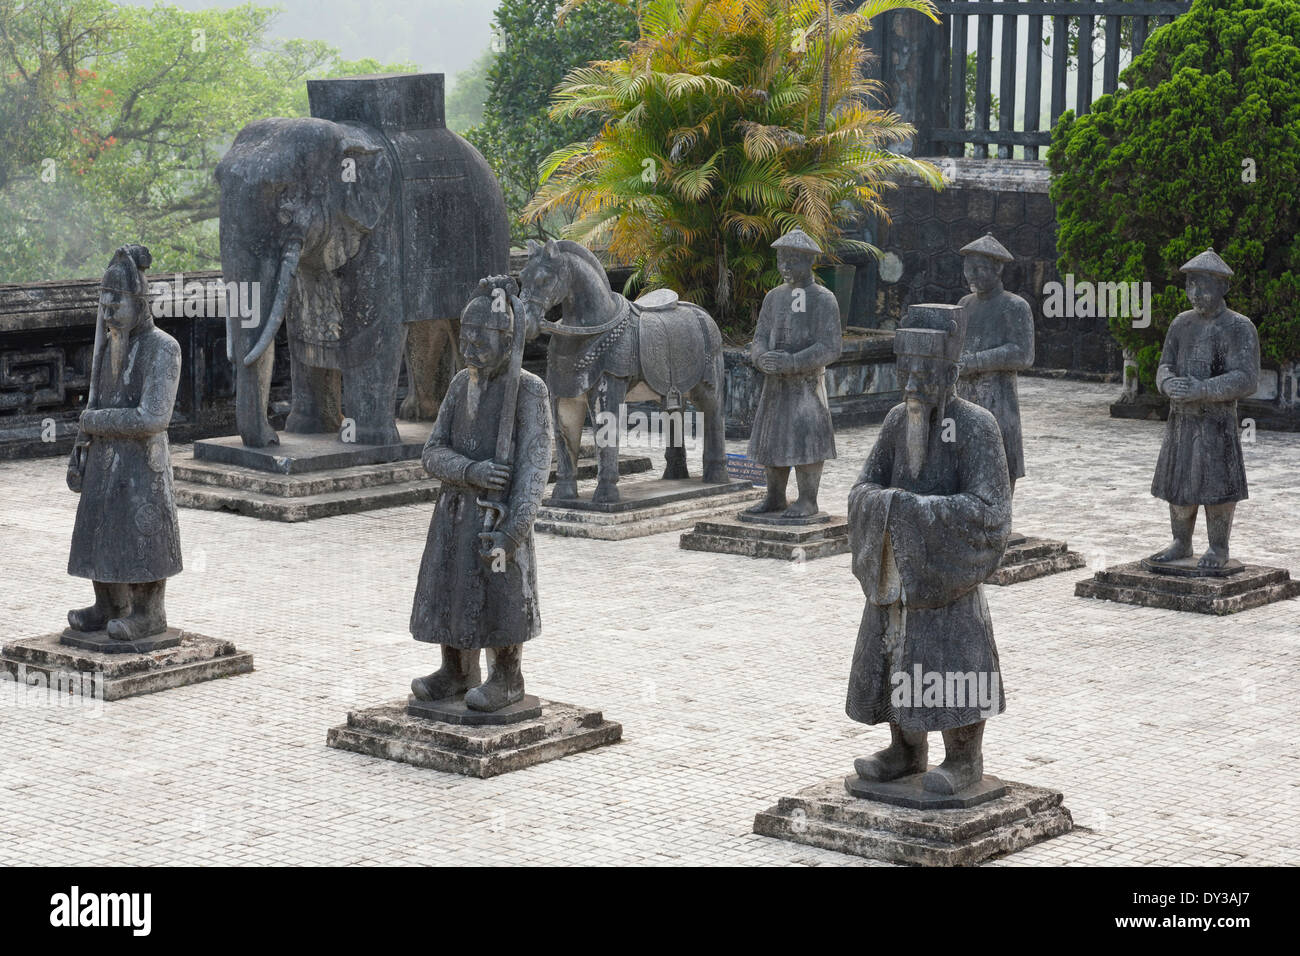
[{"left": 873, "top": 9, "right": 950, "bottom": 155}]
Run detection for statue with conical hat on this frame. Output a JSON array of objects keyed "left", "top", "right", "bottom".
[
  {"left": 955, "top": 233, "right": 1034, "bottom": 495},
  {"left": 742, "top": 228, "right": 842, "bottom": 521},
  {"left": 66, "top": 244, "right": 184, "bottom": 642},
  {"left": 846, "top": 303, "right": 1012, "bottom": 796},
  {"left": 1146, "top": 248, "right": 1260, "bottom": 574}
]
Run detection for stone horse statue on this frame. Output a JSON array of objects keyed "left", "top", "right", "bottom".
[{"left": 519, "top": 239, "right": 728, "bottom": 504}]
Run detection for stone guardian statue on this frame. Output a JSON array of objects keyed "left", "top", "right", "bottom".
[
  {"left": 846, "top": 304, "right": 1012, "bottom": 795},
  {"left": 409, "top": 276, "right": 553, "bottom": 711},
  {"left": 956, "top": 233, "right": 1034, "bottom": 495},
  {"left": 1147, "top": 248, "right": 1260, "bottom": 573},
  {"left": 743, "top": 229, "right": 842, "bottom": 519},
  {"left": 66, "top": 244, "right": 183, "bottom": 641}
]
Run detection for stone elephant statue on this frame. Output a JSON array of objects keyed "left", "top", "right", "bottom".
[{"left": 215, "top": 74, "right": 509, "bottom": 448}]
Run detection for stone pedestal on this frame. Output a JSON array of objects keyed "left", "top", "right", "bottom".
[
  {"left": 754, "top": 773, "right": 1073, "bottom": 866},
  {"left": 680, "top": 513, "right": 850, "bottom": 560},
  {"left": 174, "top": 424, "right": 652, "bottom": 522},
  {"left": 0, "top": 629, "right": 253, "bottom": 701},
  {"left": 536, "top": 478, "right": 764, "bottom": 540},
  {"left": 326, "top": 697, "right": 622, "bottom": 777},
  {"left": 986, "top": 534, "right": 1086, "bottom": 586},
  {"left": 1075, "top": 560, "right": 1300, "bottom": 615}
]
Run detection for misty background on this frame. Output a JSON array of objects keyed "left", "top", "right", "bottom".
[{"left": 117, "top": 0, "right": 498, "bottom": 89}]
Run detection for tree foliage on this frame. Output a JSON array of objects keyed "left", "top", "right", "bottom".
[
  {"left": 466, "top": 0, "right": 638, "bottom": 245},
  {"left": 524, "top": 0, "right": 942, "bottom": 334},
  {"left": 1048, "top": 0, "right": 1300, "bottom": 389},
  {"left": 0, "top": 0, "right": 414, "bottom": 282}
]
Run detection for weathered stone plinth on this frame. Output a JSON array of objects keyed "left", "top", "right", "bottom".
[
  {"left": 175, "top": 426, "right": 652, "bottom": 522},
  {"left": 326, "top": 698, "right": 622, "bottom": 777},
  {"left": 0, "top": 629, "right": 253, "bottom": 701},
  {"left": 986, "top": 535, "right": 1086, "bottom": 586},
  {"left": 537, "top": 478, "right": 764, "bottom": 540},
  {"left": 1075, "top": 561, "right": 1300, "bottom": 615},
  {"left": 680, "top": 513, "right": 849, "bottom": 560},
  {"left": 754, "top": 774, "right": 1073, "bottom": 866}
]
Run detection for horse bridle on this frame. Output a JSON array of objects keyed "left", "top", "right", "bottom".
[{"left": 527, "top": 294, "right": 633, "bottom": 338}]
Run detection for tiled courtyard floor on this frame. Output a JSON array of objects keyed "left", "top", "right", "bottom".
[{"left": 1, "top": 377, "right": 1297, "bottom": 866}]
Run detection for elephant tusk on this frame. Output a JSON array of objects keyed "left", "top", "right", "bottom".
[{"left": 243, "top": 240, "right": 302, "bottom": 368}]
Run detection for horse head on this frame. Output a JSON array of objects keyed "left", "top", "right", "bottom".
[{"left": 519, "top": 238, "right": 570, "bottom": 340}]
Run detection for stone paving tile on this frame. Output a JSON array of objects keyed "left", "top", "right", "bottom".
[{"left": 1, "top": 377, "right": 1298, "bottom": 866}]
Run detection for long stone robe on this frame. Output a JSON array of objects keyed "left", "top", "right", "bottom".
[
  {"left": 68, "top": 323, "right": 183, "bottom": 583},
  {"left": 846, "top": 397, "right": 1011, "bottom": 732},
  {"left": 410, "top": 367, "right": 553, "bottom": 649},
  {"left": 747, "top": 281, "right": 842, "bottom": 467},
  {"left": 956, "top": 289, "right": 1034, "bottom": 481},
  {"left": 1151, "top": 308, "right": 1259, "bottom": 506}
]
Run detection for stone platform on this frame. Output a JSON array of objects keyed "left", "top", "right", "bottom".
[
  {"left": 754, "top": 773, "right": 1073, "bottom": 866},
  {"left": 175, "top": 425, "right": 652, "bottom": 522},
  {"left": 987, "top": 535, "right": 1086, "bottom": 586},
  {"left": 537, "top": 478, "right": 764, "bottom": 540},
  {"left": 0, "top": 629, "right": 253, "bottom": 701},
  {"left": 680, "top": 513, "right": 850, "bottom": 560},
  {"left": 1075, "top": 560, "right": 1300, "bottom": 615},
  {"left": 326, "top": 698, "right": 622, "bottom": 777}
]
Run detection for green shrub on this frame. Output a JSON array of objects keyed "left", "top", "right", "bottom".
[{"left": 1047, "top": 0, "right": 1300, "bottom": 390}]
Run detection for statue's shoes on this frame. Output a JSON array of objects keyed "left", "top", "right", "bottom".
[
  {"left": 741, "top": 499, "right": 787, "bottom": 516},
  {"left": 410, "top": 672, "right": 473, "bottom": 702},
  {"left": 921, "top": 760, "right": 983, "bottom": 795},
  {"left": 854, "top": 750, "right": 927, "bottom": 783},
  {"left": 68, "top": 605, "right": 113, "bottom": 633},
  {"left": 464, "top": 680, "right": 525, "bottom": 713},
  {"left": 106, "top": 615, "right": 167, "bottom": 642}
]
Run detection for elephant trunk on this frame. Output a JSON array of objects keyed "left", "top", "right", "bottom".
[{"left": 243, "top": 239, "right": 302, "bottom": 368}]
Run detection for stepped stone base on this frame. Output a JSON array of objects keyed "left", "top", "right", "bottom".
[
  {"left": 754, "top": 773, "right": 1073, "bottom": 866},
  {"left": 1076, "top": 561, "right": 1300, "bottom": 615},
  {"left": 0, "top": 629, "right": 253, "bottom": 701},
  {"left": 537, "top": 478, "right": 764, "bottom": 540},
  {"left": 986, "top": 535, "right": 1086, "bottom": 586},
  {"left": 326, "top": 698, "right": 622, "bottom": 777},
  {"left": 680, "top": 513, "right": 850, "bottom": 560},
  {"left": 176, "top": 426, "right": 651, "bottom": 522}
]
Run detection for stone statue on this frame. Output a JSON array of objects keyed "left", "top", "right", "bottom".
[
  {"left": 215, "top": 73, "right": 509, "bottom": 448},
  {"left": 1147, "top": 248, "right": 1260, "bottom": 573},
  {"left": 846, "top": 304, "right": 1012, "bottom": 795},
  {"left": 743, "top": 229, "right": 843, "bottom": 519},
  {"left": 956, "top": 233, "right": 1034, "bottom": 494},
  {"left": 66, "top": 244, "right": 183, "bottom": 641},
  {"left": 409, "top": 276, "right": 553, "bottom": 711}
]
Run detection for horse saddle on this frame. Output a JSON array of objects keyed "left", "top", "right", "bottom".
[{"left": 634, "top": 297, "right": 716, "bottom": 410}]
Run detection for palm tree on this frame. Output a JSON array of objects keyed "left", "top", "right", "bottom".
[{"left": 536, "top": 0, "right": 943, "bottom": 333}]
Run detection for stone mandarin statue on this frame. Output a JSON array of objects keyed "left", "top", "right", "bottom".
[
  {"left": 1147, "top": 248, "right": 1260, "bottom": 573},
  {"left": 743, "top": 229, "right": 843, "bottom": 519},
  {"left": 956, "top": 233, "right": 1034, "bottom": 495},
  {"left": 409, "top": 276, "right": 553, "bottom": 712},
  {"left": 66, "top": 244, "right": 184, "bottom": 641},
  {"left": 846, "top": 304, "right": 1012, "bottom": 795}
]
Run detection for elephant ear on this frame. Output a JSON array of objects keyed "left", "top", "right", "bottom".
[
  {"left": 337, "top": 128, "right": 392, "bottom": 234},
  {"left": 526, "top": 238, "right": 542, "bottom": 258}
]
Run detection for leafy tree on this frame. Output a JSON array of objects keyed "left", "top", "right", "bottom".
[
  {"left": 466, "top": 0, "right": 638, "bottom": 244},
  {"left": 525, "top": 0, "right": 942, "bottom": 334},
  {"left": 1048, "top": 0, "right": 1300, "bottom": 391},
  {"left": 446, "top": 48, "right": 495, "bottom": 133},
  {"left": 0, "top": 0, "right": 414, "bottom": 282}
]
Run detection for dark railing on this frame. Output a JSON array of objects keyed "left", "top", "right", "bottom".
[{"left": 862, "top": 0, "right": 1193, "bottom": 160}]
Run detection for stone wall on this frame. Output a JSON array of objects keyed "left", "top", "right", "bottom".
[{"left": 851, "top": 157, "right": 1122, "bottom": 380}]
